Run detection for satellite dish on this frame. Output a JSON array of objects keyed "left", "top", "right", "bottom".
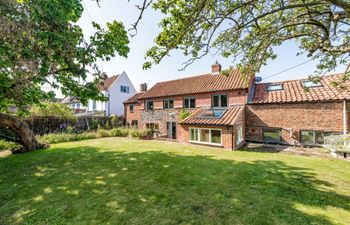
[{"left": 255, "top": 76, "right": 263, "bottom": 82}]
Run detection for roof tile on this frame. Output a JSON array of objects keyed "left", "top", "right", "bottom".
[
  {"left": 179, "top": 106, "right": 244, "bottom": 126},
  {"left": 140, "top": 69, "right": 251, "bottom": 99},
  {"left": 251, "top": 73, "right": 350, "bottom": 104}
]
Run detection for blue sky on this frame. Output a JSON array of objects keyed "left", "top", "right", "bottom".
[{"left": 77, "top": 0, "right": 346, "bottom": 92}]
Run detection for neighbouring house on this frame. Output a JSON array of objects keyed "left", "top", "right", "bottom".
[
  {"left": 62, "top": 71, "right": 136, "bottom": 116},
  {"left": 124, "top": 62, "right": 350, "bottom": 150}
]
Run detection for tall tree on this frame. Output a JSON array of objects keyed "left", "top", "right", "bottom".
[
  {"left": 137, "top": 0, "right": 350, "bottom": 77},
  {"left": 0, "top": 0, "right": 129, "bottom": 152}
]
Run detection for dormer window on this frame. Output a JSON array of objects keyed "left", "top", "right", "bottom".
[
  {"left": 302, "top": 80, "right": 323, "bottom": 88},
  {"left": 267, "top": 84, "right": 283, "bottom": 91}
]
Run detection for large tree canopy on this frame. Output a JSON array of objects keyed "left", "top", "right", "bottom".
[
  {"left": 139, "top": 0, "right": 350, "bottom": 76},
  {"left": 0, "top": 0, "right": 129, "bottom": 152},
  {"left": 0, "top": 0, "right": 129, "bottom": 113}
]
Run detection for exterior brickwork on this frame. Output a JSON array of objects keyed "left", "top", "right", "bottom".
[
  {"left": 137, "top": 90, "right": 247, "bottom": 141},
  {"left": 124, "top": 102, "right": 142, "bottom": 128},
  {"left": 245, "top": 101, "right": 347, "bottom": 145},
  {"left": 178, "top": 125, "right": 234, "bottom": 149}
]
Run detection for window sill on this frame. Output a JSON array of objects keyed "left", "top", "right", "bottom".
[{"left": 189, "top": 141, "right": 222, "bottom": 147}]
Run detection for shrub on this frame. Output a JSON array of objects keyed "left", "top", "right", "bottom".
[
  {"left": 29, "top": 102, "right": 76, "bottom": 122},
  {"left": 0, "top": 140, "right": 21, "bottom": 151},
  {"left": 110, "top": 128, "right": 129, "bottom": 137},
  {"left": 98, "top": 128, "right": 111, "bottom": 137},
  {"left": 110, "top": 115, "right": 119, "bottom": 128},
  {"left": 38, "top": 132, "right": 99, "bottom": 144},
  {"left": 179, "top": 109, "right": 191, "bottom": 120},
  {"left": 66, "top": 126, "right": 75, "bottom": 134},
  {"left": 104, "top": 120, "right": 111, "bottom": 130},
  {"left": 130, "top": 129, "right": 151, "bottom": 139}
]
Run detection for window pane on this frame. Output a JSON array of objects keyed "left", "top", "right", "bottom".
[
  {"left": 184, "top": 98, "right": 189, "bottom": 108},
  {"left": 267, "top": 84, "right": 283, "bottom": 91},
  {"left": 315, "top": 132, "right": 325, "bottom": 144},
  {"left": 190, "top": 128, "right": 198, "bottom": 141},
  {"left": 300, "top": 131, "right": 314, "bottom": 144},
  {"left": 236, "top": 126, "right": 243, "bottom": 145},
  {"left": 169, "top": 100, "right": 174, "bottom": 109},
  {"left": 221, "top": 95, "right": 228, "bottom": 107},
  {"left": 190, "top": 98, "right": 196, "bottom": 108},
  {"left": 164, "top": 100, "right": 168, "bottom": 109},
  {"left": 211, "top": 130, "right": 221, "bottom": 144},
  {"left": 213, "top": 95, "right": 219, "bottom": 107},
  {"left": 147, "top": 101, "right": 153, "bottom": 110},
  {"left": 263, "top": 130, "right": 281, "bottom": 143},
  {"left": 200, "top": 129, "right": 210, "bottom": 142}
]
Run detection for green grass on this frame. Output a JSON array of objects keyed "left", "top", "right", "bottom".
[{"left": 0, "top": 138, "right": 349, "bottom": 225}]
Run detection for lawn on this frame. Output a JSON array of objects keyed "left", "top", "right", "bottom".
[{"left": 0, "top": 138, "right": 349, "bottom": 225}]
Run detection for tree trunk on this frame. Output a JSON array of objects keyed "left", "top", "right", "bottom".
[{"left": 0, "top": 113, "right": 45, "bottom": 153}]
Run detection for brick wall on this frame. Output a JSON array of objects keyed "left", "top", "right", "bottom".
[
  {"left": 178, "top": 125, "right": 234, "bottom": 149},
  {"left": 139, "top": 90, "right": 248, "bottom": 110},
  {"left": 245, "top": 101, "right": 347, "bottom": 145},
  {"left": 177, "top": 107, "right": 245, "bottom": 150},
  {"left": 124, "top": 102, "right": 141, "bottom": 128},
  {"left": 135, "top": 90, "right": 248, "bottom": 139}
]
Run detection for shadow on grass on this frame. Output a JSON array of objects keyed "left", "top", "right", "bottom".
[{"left": 0, "top": 145, "right": 349, "bottom": 224}]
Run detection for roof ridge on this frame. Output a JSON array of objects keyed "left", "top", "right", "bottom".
[
  {"left": 154, "top": 68, "right": 242, "bottom": 84},
  {"left": 259, "top": 72, "right": 344, "bottom": 84}
]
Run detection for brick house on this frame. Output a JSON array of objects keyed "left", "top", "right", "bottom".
[
  {"left": 124, "top": 63, "right": 350, "bottom": 150},
  {"left": 124, "top": 62, "right": 253, "bottom": 149},
  {"left": 246, "top": 73, "right": 350, "bottom": 146}
]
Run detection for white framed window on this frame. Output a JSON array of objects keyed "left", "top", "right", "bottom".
[
  {"left": 302, "top": 80, "right": 323, "bottom": 88},
  {"left": 92, "top": 100, "right": 97, "bottom": 110},
  {"left": 120, "top": 85, "right": 130, "bottom": 93},
  {"left": 189, "top": 127, "right": 222, "bottom": 145},
  {"left": 267, "top": 84, "right": 283, "bottom": 91}
]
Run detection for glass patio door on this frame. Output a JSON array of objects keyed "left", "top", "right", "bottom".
[{"left": 166, "top": 122, "right": 177, "bottom": 139}]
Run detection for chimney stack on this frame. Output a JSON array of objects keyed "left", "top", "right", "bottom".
[
  {"left": 211, "top": 61, "right": 221, "bottom": 75},
  {"left": 140, "top": 83, "right": 147, "bottom": 92}
]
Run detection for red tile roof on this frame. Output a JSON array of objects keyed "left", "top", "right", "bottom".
[
  {"left": 179, "top": 106, "right": 244, "bottom": 126},
  {"left": 124, "top": 93, "right": 144, "bottom": 104},
  {"left": 99, "top": 75, "right": 119, "bottom": 91},
  {"left": 251, "top": 73, "right": 350, "bottom": 104},
  {"left": 139, "top": 69, "right": 251, "bottom": 99}
]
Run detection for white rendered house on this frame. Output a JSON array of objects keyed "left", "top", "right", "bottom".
[{"left": 62, "top": 71, "right": 136, "bottom": 116}]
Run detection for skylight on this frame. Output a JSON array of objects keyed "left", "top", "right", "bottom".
[
  {"left": 199, "top": 109, "right": 225, "bottom": 119},
  {"left": 302, "top": 80, "right": 323, "bottom": 88},
  {"left": 267, "top": 84, "right": 283, "bottom": 91}
]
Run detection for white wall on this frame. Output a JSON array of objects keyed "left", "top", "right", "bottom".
[
  {"left": 106, "top": 71, "right": 136, "bottom": 116},
  {"left": 84, "top": 72, "right": 136, "bottom": 116}
]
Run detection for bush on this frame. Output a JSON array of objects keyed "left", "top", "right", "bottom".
[
  {"left": 36, "top": 128, "right": 152, "bottom": 144},
  {"left": 0, "top": 140, "right": 21, "bottom": 151},
  {"left": 38, "top": 132, "right": 100, "bottom": 144},
  {"left": 110, "top": 128, "right": 129, "bottom": 137},
  {"left": 98, "top": 128, "right": 111, "bottom": 137},
  {"left": 66, "top": 126, "right": 75, "bottom": 134},
  {"left": 110, "top": 115, "right": 119, "bottom": 128},
  {"left": 29, "top": 102, "right": 77, "bottom": 122},
  {"left": 179, "top": 109, "right": 191, "bottom": 120},
  {"left": 130, "top": 129, "right": 151, "bottom": 139}
]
